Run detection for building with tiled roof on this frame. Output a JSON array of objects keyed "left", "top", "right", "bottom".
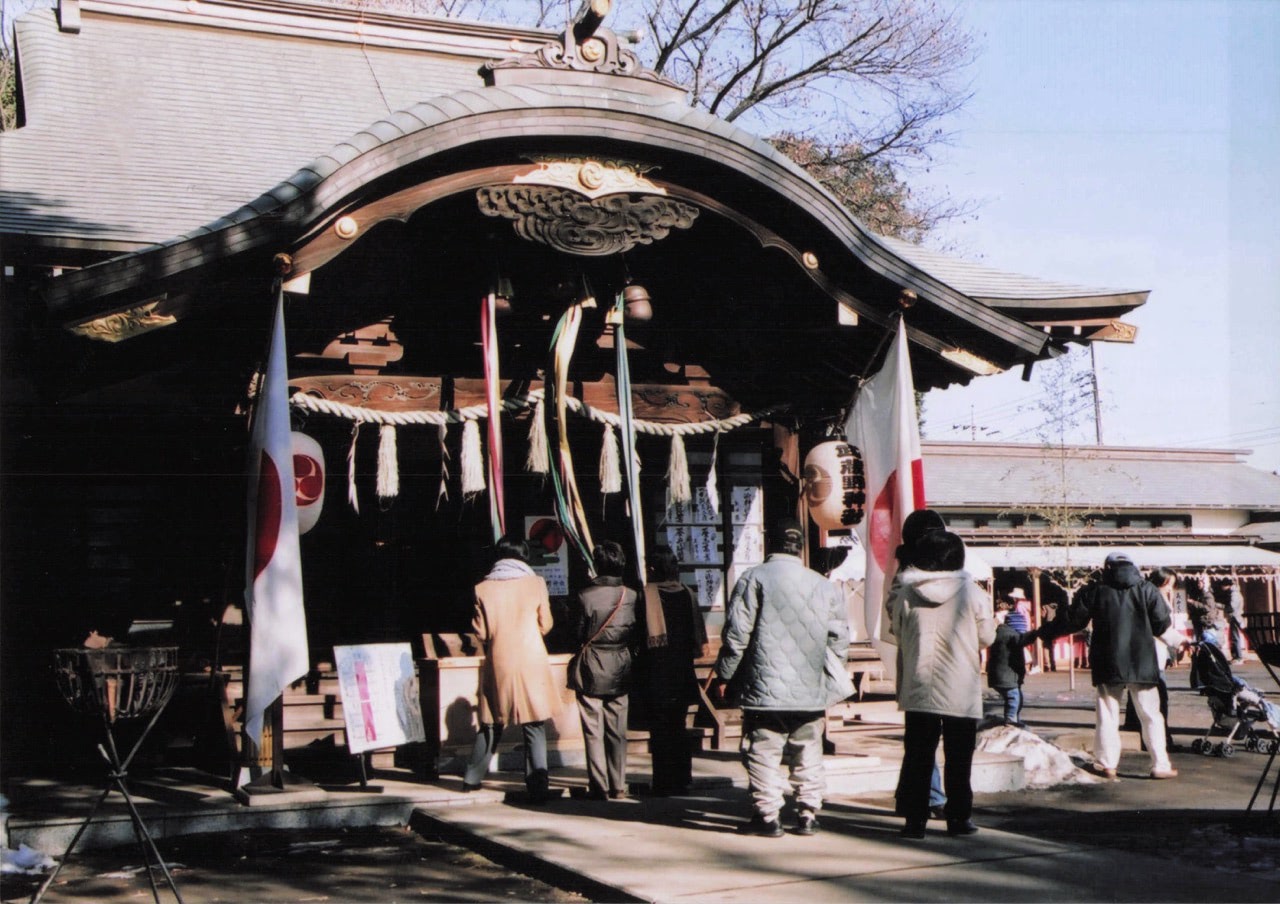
[
  {"left": 922, "top": 441, "right": 1280, "bottom": 615},
  {"left": 0, "top": 0, "right": 1165, "bottom": 771}
]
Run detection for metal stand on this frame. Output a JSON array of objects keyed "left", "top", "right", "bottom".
[
  {"left": 34, "top": 647, "right": 183, "bottom": 904},
  {"left": 1243, "top": 614, "right": 1280, "bottom": 814}
]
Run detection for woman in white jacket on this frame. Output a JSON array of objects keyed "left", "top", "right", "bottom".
[{"left": 887, "top": 530, "right": 995, "bottom": 839}]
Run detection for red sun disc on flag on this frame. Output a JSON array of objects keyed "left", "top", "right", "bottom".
[
  {"left": 254, "top": 450, "right": 282, "bottom": 581},
  {"left": 867, "top": 470, "right": 899, "bottom": 571}
]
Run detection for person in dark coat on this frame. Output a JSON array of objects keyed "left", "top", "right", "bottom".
[
  {"left": 987, "top": 604, "right": 1037, "bottom": 727},
  {"left": 638, "top": 549, "right": 708, "bottom": 797},
  {"left": 1038, "top": 552, "right": 1177, "bottom": 780},
  {"left": 571, "top": 541, "right": 642, "bottom": 800}
]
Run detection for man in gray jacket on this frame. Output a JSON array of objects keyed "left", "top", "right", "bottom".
[{"left": 714, "top": 518, "right": 849, "bottom": 837}]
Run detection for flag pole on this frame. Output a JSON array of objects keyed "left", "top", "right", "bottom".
[{"left": 235, "top": 274, "right": 312, "bottom": 799}]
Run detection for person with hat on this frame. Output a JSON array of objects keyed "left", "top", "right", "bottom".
[
  {"left": 1003, "top": 587, "right": 1032, "bottom": 632},
  {"left": 1036, "top": 552, "right": 1178, "bottom": 780},
  {"left": 1002, "top": 587, "right": 1036, "bottom": 673},
  {"left": 712, "top": 517, "right": 848, "bottom": 838}
]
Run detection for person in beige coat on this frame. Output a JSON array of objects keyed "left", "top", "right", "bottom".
[{"left": 463, "top": 535, "right": 561, "bottom": 801}]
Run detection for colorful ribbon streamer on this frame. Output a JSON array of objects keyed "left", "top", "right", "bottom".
[
  {"left": 614, "top": 293, "right": 646, "bottom": 585},
  {"left": 481, "top": 293, "right": 505, "bottom": 541},
  {"left": 547, "top": 300, "right": 596, "bottom": 575}
]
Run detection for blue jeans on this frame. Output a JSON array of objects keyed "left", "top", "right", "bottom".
[
  {"left": 998, "top": 685, "right": 1023, "bottom": 725},
  {"left": 928, "top": 765, "right": 946, "bottom": 808}
]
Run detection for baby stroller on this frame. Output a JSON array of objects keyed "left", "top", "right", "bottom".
[{"left": 1189, "top": 636, "right": 1280, "bottom": 757}]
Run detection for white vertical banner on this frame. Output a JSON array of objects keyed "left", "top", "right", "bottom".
[
  {"left": 244, "top": 290, "right": 310, "bottom": 745},
  {"left": 844, "top": 319, "right": 926, "bottom": 673}
]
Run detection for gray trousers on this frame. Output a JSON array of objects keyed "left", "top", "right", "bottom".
[
  {"left": 741, "top": 710, "right": 826, "bottom": 822},
  {"left": 577, "top": 693, "right": 629, "bottom": 794},
  {"left": 464, "top": 722, "right": 548, "bottom": 789}
]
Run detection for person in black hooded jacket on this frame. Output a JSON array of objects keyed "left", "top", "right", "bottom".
[{"left": 1038, "top": 552, "right": 1176, "bottom": 780}]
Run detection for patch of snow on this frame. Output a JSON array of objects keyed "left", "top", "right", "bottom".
[
  {"left": 1, "top": 844, "right": 56, "bottom": 875},
  {"left": 978, "top": 724, "right": 1102, "bottom": 789}
]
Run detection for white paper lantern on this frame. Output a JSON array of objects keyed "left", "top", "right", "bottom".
[{"left": 803, "top": 440, "right": 865, "bottom": 530}]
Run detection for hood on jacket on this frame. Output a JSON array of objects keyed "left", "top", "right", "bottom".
[
  {"left": 897, "top": 567, "right": 972, "bottom": 607},
  {"left": 1103, "top": 560, "right": 1145, "bottom": 589}
]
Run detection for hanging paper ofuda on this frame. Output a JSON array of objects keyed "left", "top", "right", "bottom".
[{"left": 292, "top": 431, "right": 325, "bottom": 534}]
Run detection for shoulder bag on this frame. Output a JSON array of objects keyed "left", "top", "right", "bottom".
[{"left": 567, "top": 587, "right": 628, "bottom": 693}]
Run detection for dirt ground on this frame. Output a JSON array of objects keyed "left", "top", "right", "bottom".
[{"left": 1, "top": 824, "right": 591, "bottom": 903}]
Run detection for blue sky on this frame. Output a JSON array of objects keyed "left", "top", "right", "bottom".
[{"left": 914, "top": 0, "right": 1280, "bottom": 474}]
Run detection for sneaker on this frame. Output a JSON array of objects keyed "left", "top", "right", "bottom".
[
  {"left": 929, "top": 806, "right": 947, "bottom": 821},
  {"left": 794, "top": 813, "right": 819, "bottom": 836},
  {"left": 461, "top": 782, "right": 482, "bottom": 792},
  {"left": 1150, "top": 767, "right": 1179, "bottom": 780},
  {"left": 946, "top": 819, "right": 979, "bottom": 836},
  {"left": 739, "top": 815, "right": 784, "bottom": 838},
  {"left": 608, "top": 790, "right": 628, "bottom": 800},
  {"left": 1088, "top": 763, "right": 1117, "bottom": 780},
  {"left": 900, "top": 819, "right": 927, "bottom": 839}
]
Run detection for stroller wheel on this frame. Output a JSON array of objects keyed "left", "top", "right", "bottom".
[
  {"left": 1199, "top": 740, "right": 1214, "bottom": 756},
  {"left": 1269, "top": 739, "right": 1280, "bottom": 755},
  {"left": 1221, "top": 743, "right": 1235, "bottom": 758},
  {"left": 1246, "top": 737, "right": 1258, "bottom": 751}
]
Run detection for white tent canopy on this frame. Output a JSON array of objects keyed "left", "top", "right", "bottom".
[{"left": 825, "top": 543, "right": 993, "bottom": 582}]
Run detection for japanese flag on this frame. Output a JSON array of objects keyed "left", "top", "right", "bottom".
[
  {"left": 844, "top": 319, "right": 925, "bottom": 669},
  {"left": 244, "top": 292, "right": 309, "bottom": 745}
]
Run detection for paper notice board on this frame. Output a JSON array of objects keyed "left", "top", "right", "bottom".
[{"left": 333, "top": 642, "right": 426, "bottom": 755}]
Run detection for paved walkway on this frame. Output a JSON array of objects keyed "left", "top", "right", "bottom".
[{"left": 412, "top": 782, "right": 1278, "bottom": 903}]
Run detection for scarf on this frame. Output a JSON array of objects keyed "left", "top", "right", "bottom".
[
  {"left": 486, "top": 559, "right": 536, "bottom": 581},
  {"left": 645, "top": 580, "right": 683, "bottom": 649}
]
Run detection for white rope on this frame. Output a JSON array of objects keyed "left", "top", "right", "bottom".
[
  {"left": 526, "top": 395, "right": 549, "bottom": 475},
  {"left": 376, "top": 424, "right": 399, "bottom": 499},
  {"left": 461, "top": 419, "right": 485, "bottom": 498},
  {"left": 290, "top": 388, "right": 781, "bottom": 437},
  {"left": 347, "top": 423, "right": 361, "bottom": 514},
  {"left": 666, "top": 433, "right": 691, "bottom": 507},
  {"left": 600, "top": 423, "right": 622, "bottom": 494},
  {"left": 435, "top": 422, "right": 450, "bottom": 509}
]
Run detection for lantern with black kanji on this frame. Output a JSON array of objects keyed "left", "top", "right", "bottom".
[{"left": 803, "top": 441, "right": 865, "bottom": 530}]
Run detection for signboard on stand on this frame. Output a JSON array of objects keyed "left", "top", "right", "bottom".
[
  {"left": 333, "top": 643, "right": 425, "bottom": 755},
  {"left": 526, "top": 515, "right": 570, "bottom": 596}
]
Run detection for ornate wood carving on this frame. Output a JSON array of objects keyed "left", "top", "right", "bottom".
[
  {"left": 514, "top": 156, "right": 666, "bottom": 200},
  {"left": 484, "top": 21, "right": 683, "bottom": 93},
  {"left": 289, "top": 376, "right": 740, "bottom": 425},
  {"left": 476, "top": 185, "right": 699, "bottom": 257},
  {"left": 67, "top": 298, "right": 176, "bottom": 343},
  {"left": 290, "top": 376, "right": 443, "bottom": 412}
]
